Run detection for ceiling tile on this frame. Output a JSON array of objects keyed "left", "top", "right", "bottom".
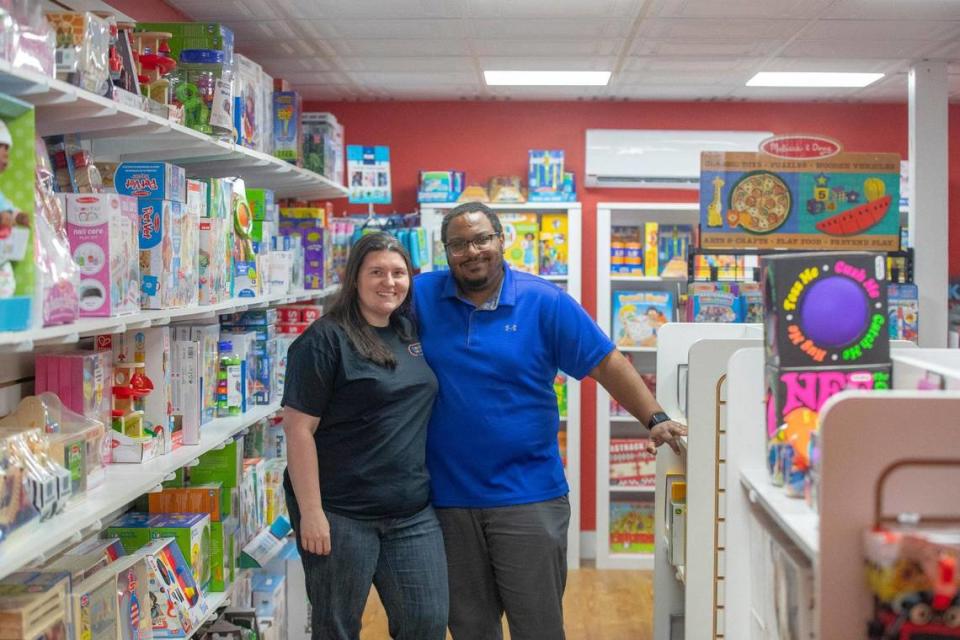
[
  {"left": 636, "top": 17, "right": 808, "bottom": 40},
  {"left": 730, "top": 86, "right": 862, "bottom": 100},
  {"left": 464, "top": 0, "right": 636, "bottom": 19},
  {"left": 759, "top": 58, "right": 903, "bottom": 73},
  {"left": 320, "top": 19, "right": 466, "bottom": 39},
  {"left": 780, "top": 39, "right": 937, "bottom": 59},
  {"left": 470, "top": 39, "right": 619, "bottom": 57},
  {"left": 799, "top": 19, "right": 960, "bottom": 42},
  {"left": 653, "top": 0, "right": 834, "bottom": 19},
  {"left": 612, "top": 84, "right": 736, "bottom": 99},
  {"left": 290, "top": 0, "right": 465, "bottom": 19},
  {"left": 823, "top": 0, "right": 960, "bottom": 21},
  {"left": 348, "top": 71, "right": 479, "bottom": 85},
  {"left": 631, "top": 38, "right": 784, "bottom": 58},
  {"left": 617, "top": 70, "right": 748, "bottom": 85},
  {"left": 329, "top": 39, "right": 472, "bottom": 56},
  {"left": 167, "top": 0, "right": 281, "bottom": 21},
  {"left": 244, "top": 55, "right": 335, "bottom": 73},
  {"left": 466, "top": 18, "right": 630, "bottom": 39},
  {"left": 339, "top": 57, "right": 476, "bottom": 72},
  {"left": 624, "top": 57, "right": 758, "bottom": 73}
]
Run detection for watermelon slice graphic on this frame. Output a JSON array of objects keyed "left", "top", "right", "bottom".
[{"left": 815, "top": 195, "right": 892, "bottom": 236}]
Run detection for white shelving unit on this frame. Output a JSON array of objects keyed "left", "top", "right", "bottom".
[
  {"left": 419, "top": 201, "right": 584, "bottom": 568},
  {"left": 0, "top": 400, "right": 282, "bottom": 580},
  {"left": 722, "top": 343, "right": 937, "bottom": 640},
  {"left": 0, "top": 53, "right": 347, "bottom": 633},
  {"left": 595, "top": 203, "right": 698, "bottom": 571},
  {"left": 0, "top": 286, "right": 337, "bottom": 351},
  {"left": 0, "top": 61, "right": 348, "bottom": 200},
  {"left": 651, "top": 323, "right": 762, "bottom": 639}
]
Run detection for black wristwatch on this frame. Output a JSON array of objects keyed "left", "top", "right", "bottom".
[{"left": 647, "top": 411, "right": 671, "bottom": 430}]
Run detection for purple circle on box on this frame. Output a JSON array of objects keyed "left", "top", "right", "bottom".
[{"left": 799, "top": 275, "right": 868, "bottom": 348}]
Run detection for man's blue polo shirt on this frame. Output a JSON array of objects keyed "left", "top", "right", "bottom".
[{"left": 413, "top": 264, "right": 615, "bottom": 508}]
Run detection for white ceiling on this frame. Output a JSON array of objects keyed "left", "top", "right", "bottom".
[{"left": 165, "top": 0, "right": 960, "bottom": 101}]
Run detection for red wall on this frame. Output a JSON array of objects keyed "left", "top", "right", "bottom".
[{"left": 308, "top": 99, "right": 958, "bottom": 531}]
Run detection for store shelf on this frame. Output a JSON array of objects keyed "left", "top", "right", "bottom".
[
  {"left": 610, "top": 415, "right": 641, "bottom": 422},
  {"left": 676, "top": 565, "right": 686, "bottom": 585},
  {"left": 610, "top": 275, "right": 687, "bottom": 283},
  {"left": 422, "top": 201, "right": 580, "bottom": 211},
  {"left": 610, "top": 485, "right": 656, "bottom": 494},
  {"left": 739, "top": 467, "right": 818, "bottom": 560},
  {"left": 0, "top": 401, "right": 283, "bottom": 580},
  {"left": 0, "top": 286, "right": 338, "bottom": 349},
  {"left": 541, "top": 275, "right": 568, "bottom": 281},
  {"left": 188, "top": 590, "right": 231, "bottom": 639},
  {"left": 0, "top": 60, "right": 347, "bottom": 200}
]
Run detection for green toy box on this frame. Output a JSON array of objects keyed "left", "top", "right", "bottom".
[
  {"left": 105, "top": 512, "right": 159, "bottom": 553},
  {"left": 189, "top": 436, "right": 243, "bottom": 488}
]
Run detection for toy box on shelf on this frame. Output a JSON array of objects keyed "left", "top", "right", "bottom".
[
  {"left": 762, "top": 251, "right": 891, "bottom": 499},
  {"left": 700, "top": 139, "right": 901, "bottom": 251},
  {"left": 0, "top": 104, "right": 36, "bottom": 332},
  {"left": 0, "top": 571, "right": 70, "bottom": 640},
  {"left": 64, "top": 193, "right": 141, "bottom": 317},
  {"left": 612, "top": 290, "right": 674, "bottom": 348},
  {"left": 139, "top": 536, "right": 211, "bottom": 638},
  {"left": 418, "top": 171, "right": 464, "bottom": 204},
  {"left": 273, "top": 91, "right": 303, "bottom": 166},
  {"left": 528, "top": 150, "right": 576, "bottom": 203}
]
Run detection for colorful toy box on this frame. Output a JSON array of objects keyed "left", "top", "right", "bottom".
[
  {"left": 106, "top": 512, "right": 159, "bottom": 553},
  {"left": 888, "top": 282, "right": 919, "bottom": 343},
  {"left": 150, "top": 513, "right": 212, "bottom": 590},
  {"left": 115, "top": 555, "right": 153, "bottom": 640},
  {"left": 104, "top": 326, "right": 174, "bottom": 453},
  {"left": 115, "top": 162, "right": 186, "bottom": 203},
  {"left": 34, "top": 349, "right": 113, "bottom": 428},
  {"left": 700, "top": 148, "right": 901, "bottom": 250},
  {"left": 137, "top": 199, "right": 199, "bottom": 309},
  {"left": 64, "top": 193, "right": 141, "bottom": 316},
  {"left": 0, "top": 106, "right": 37, "bottom": 332},
  {"left": 175, "top": 324, "right": 221, "bottom": 424},
  {"left": 765, "top": 364, "right": 891, "bottom": 495},
  {"left": 148, "top": 484, "right": 223, "bottom": 521},
  {"left": 273, "top": 91, "right": 302, "bottom": 165},
  {"left": 528, "top": 150, "right": 564, "bottom": 197},
  {"left": 189, "top": 436, "right": 243, "bottom": 488},
  {"left": 612, "top": 290, "right": 674, "bottom": 348},
  {"left": 762, "top": 252, "right": 889, "bottom": 368},
  {"left": 137, "top": 536, "right": 210, "bottom": 638},
  {"left": 247, "top": 188, "right": 275, "bottom": 221},
  {"left": 209, "top": 516, "right": 239, "bottom": 592},
  {"left": 539, "top": 213, "right": 568, "bottom": 276},
  {"left": 198, "top": 217, "right": 232, "bottom": 305},
  {"left": 500, "top": 214, "right": 538, "bottom": 274},
  {"left": 609, "top": 500, "right": 655, "bottom": 554},
  {"left": 171, "top": 338, "right": 201, "bottom": 446},
  {"left": 0, "top": 571, "right": 70, "bottom": 640},
  {"left": 279, "top": 219, "right": 324, "bottom": 289},
  {"left": 186, "top": 179, "right": 208, "bottom": 218},
  {"left": 204, "top": 177, "right": 231, "bottom": 219}
]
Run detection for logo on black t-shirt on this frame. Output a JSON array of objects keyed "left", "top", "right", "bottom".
[{"left": 408, "top": 342, "right": 424, "bottom": 356}]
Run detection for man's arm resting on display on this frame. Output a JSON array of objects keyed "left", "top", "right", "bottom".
[{"left": 588, "top": 349, "right": 688, "bottom": 455}]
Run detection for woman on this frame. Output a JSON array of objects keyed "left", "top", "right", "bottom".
[{"left": 283, "top": 232, "right": 447, "bottom": 640}]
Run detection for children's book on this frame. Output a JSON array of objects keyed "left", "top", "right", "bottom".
[
  {"left": 539, "top": 214, "right": 568, "bottom": 276},
  {"left": 609, "top": 501, "right": 655, "bottom": 554},
  {"left": 612, "top": 290, "right": 674, "bottom": 348},
  {"left": 888, "top": 283, "right": 918, "bottom": 342}
]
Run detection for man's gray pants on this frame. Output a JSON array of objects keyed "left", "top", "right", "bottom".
[{"left": 435, "top": 495, "right": 570, "bottom": 640}]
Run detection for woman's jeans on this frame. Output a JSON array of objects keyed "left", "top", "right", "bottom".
[{"left": 286, "top": 493, "right": 448, "bottom": 640}]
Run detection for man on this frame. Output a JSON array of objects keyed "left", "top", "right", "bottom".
[{"left": 413, "top": 202, "right": 687, "bottom": 640}]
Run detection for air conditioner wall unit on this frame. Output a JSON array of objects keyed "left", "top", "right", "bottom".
[{"left": 585, "top": 129, "right": 773, "bottom": 190}]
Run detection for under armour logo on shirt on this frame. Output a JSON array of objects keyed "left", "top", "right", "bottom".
[{"left": 504, "top": 324, "right": 518, "bottom": 332}]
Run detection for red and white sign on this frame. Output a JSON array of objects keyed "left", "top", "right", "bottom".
[{"left": 759, "top": 134, "right": 843, "bottom": 160}]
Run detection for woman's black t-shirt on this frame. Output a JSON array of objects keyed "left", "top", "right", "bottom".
[{"left": 281, "top": 316, "right": 438, "bottom": 519}]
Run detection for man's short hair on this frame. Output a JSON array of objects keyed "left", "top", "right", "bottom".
[{"left": 440, "top": 202, "right": 503, "bottom": 243}]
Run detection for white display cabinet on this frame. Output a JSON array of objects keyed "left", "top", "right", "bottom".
[
  {"left": 419, "top": 202, "right": 584, "bottom": 568},
  {"left": 651, "top": 323, "right": 761, "bottom": 639},
  {"left": 594, "top": 203, "right": 698, "bottom": 571}
]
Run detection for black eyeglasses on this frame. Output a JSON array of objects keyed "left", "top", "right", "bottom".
[{"left": 445, "top": 233, "right": 499, "bottom": 256}]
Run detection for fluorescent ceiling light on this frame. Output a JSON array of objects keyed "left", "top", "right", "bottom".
[
  {"left": 484, "top": 70, "right": 611, "bottom": 86},
  {"left": 747, "top": 72, "right": 884, "bottom": 88}
]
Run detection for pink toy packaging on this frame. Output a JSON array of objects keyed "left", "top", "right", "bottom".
[
  {"left": 64, "top": 193, "right": 141, "bottom": 317},
  {"left": 137, "top": 199, "right": 199, "bottom": 309},
  {"left": 34, "top": 349, "right": 113, "bottom": 428},
  {"left": 198, "top": 217, "right": 231, "bottom": 305}
]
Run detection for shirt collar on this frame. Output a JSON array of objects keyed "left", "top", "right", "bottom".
[{"left": 441, "top": 261, "right": 517, "bottom": 309}]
